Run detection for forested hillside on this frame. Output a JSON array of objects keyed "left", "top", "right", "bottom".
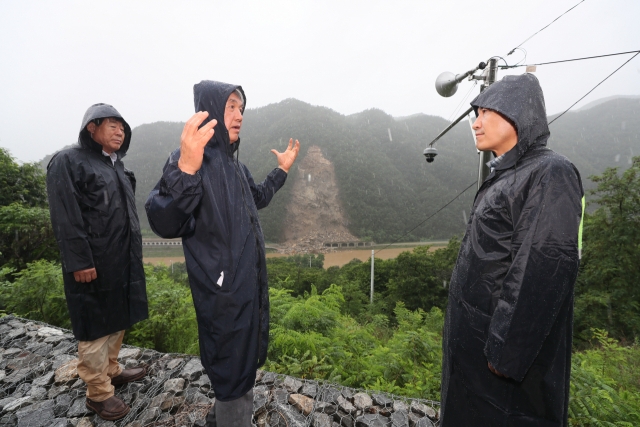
[{"left": 41, "top": 97, "right": 640, "bottom": 243}]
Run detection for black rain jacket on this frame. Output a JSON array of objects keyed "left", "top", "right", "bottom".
[
  {"left": 47, "top": 103, "right": 148, "bottom": 342},
  {"left": 440, "top": 74, "right": 583, "bottom": 427},
  {"left": 145, "top": 81, "right": 287, "bottom": 401}
]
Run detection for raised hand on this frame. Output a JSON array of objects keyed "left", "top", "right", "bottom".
[
  {"left": 271, "top": 138, "right": 300, "bottom": 173},
  {"left": 178, "top": 112, "right": 217, "bottom": 175}
]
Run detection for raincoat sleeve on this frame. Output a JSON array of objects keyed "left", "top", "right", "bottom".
[
  {"left": 145, "top": 151, "right": 204, "bottom": 238},
  {"left": 484, "top": 159, "right": 583, "bottom": 382},
  {"left": 46, "top": 153, "right": 94, "bottom": 273},
  {"left": 241, "top": 164, "right": 287, "bottom": 210}
]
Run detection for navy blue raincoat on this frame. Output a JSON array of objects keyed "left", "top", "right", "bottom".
[
  {"left": 440, "top": 74, "right": 583, "bottom": 427},
  {"left": 145, "top": 81, "right": 287, "bottom": 401},
  {"left": 47, "top": 103, "right": 148, "bottom": 342}
]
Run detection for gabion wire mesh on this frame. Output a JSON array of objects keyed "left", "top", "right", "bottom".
[{"left": 0, "top": 315, "right": 440, "bottom": 427}]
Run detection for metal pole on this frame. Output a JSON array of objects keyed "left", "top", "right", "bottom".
[
  {"left": 477, "top": 58, "right": 499, "bottom": 190},
  {"left": 370, "top": 250, "right": 374, "bottom": 304}
]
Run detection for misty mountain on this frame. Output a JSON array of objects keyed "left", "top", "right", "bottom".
[{"left": 40, "top": 97, "right": 640, "bottom": 243}]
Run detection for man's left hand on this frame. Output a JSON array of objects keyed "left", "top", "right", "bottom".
[
  {"left": 271, "top": 138, "right": 300, "bottom": 173},
  {"left": 488, "top": 362, "right": 508, "bottom": 378}
]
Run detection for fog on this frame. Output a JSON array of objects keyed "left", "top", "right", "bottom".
[{"left": 1, "top": 0, "right": 639, "bottom": 162}]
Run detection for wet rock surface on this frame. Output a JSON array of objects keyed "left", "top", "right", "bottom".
[{"left": 1, "top": 315, "right": 440, "bottom": 426}]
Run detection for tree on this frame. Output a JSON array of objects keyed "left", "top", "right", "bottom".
[
  {"left": 574, "top": 156, "right": 640, "bottom": 343},
  {"left": 0, "top": 203, "right": 59, "bottom": 270},
  {"left": 0, "top": 148, "right": 48, "bottom": 208},
  {"left": 385, "top": 238, "right": 460, "bottom": 314},
  {"left": 0, "top": 148, "right": 58, "bottom": 271}
]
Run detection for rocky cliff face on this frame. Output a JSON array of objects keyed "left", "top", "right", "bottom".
[
  {"left": 282, "top": 146, "right": 359, "bottom": 254},
  {"left": 0, "top": 315, "right": 440, "bottom": 426}
]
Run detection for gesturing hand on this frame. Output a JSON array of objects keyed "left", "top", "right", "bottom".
[
  {"left": 271, "top": 138, "right": 300, "bottom": 173},
  {"left": 178, "top": 111, "right": 218, "bottom": 175},
  {"left": 74, "top": 268, "right": 97, "bottom": 283}
]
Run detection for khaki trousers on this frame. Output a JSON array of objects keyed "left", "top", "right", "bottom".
[{"left": 77, "top": 330, "right": 125, "bottom": 402}]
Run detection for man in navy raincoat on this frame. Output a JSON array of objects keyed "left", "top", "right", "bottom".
[
  {"left": 146, "top": 81, "right": 299, "bottom": 426},
  {"left": 440, "top": 74, "right": 584, "bottom": 426}
]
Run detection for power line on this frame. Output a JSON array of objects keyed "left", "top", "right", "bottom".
[
  {"left": 549, "top": 51, "right": 640, "bottom": 125},
  {"left": 447, "top": 80, "right": 478, "bottom": 122},
  {"left": 374, "top": 180, "right": 477, "bottom": 256},
  {"left": 507, "top": 0, "right": 586, "bottom": 56},
  {"left": 500, "top": 50, "right": 640, "bottom": 69}
]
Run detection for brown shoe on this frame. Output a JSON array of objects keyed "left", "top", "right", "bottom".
[
  {"left": 111, "top": 366, "right": 147, "bottom": 386},
  {"left": 86, "top": 395, "right": 130, "bottom": 421}
]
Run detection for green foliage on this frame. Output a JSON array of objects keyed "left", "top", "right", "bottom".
[
  {"left": 0, "top": 203, "right": 59, "bottom": 271},
  {"left": 384, "top": 239, "right": 459, "bottom": 315},
  {"left": 0, "top": 148, "right": 48, "bottom": 208},
  {"left": 575, "top": 157, "right": 640, "bottom": 344},
  {"left": 0, "top": 149, "right": 57, "bottom": 271},
  {"left": 266, "top": 240, "right": 460, "bottom": 323},
  {"left": 265, "top": 284, "right": 444, "bottom": 399},
  {"left": 125, "top": 264, "right": 198, "bottom": 354},
  {"left": 0, "top": 260, "right": 69, "bottom": 327},
  {"left": 363, "top": 303, "right": 443, "bottom": 399},
  {"left": 569, "top": 330, "right": 640, "bottom": 426}
]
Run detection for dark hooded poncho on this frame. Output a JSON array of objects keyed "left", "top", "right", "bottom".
[
  {"left": 145, "top": 81, "right": 287, "bottom": 401},
  {"left": 440, "top": 74, "right": 584, "bottom": 427},
  {"left": 46, "top": 103, "right": 148, "bottom": 342}
]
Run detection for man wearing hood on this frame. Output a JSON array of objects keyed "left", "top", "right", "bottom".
[
  {"left": 146, "top": 81, "right": 300, "bottom": 426},
  {"left": 440, "top": 74, "right": 584, "bottom": 426},
  {"left": 47, "top": 104, "right": 148, "bottom": 421}
]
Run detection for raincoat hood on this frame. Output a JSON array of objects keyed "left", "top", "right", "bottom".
[
  {"left": 78, "top": 103, "right": 132, "bottom": 158},
  {"left": 194, "top": 80, "right": 246, "bottom": 154},
  {"left": 471, "top": 73, "right": 549, "bottom": 170}
]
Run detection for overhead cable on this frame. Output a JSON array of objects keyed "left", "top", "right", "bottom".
[
  {"left": 549, "top": 51, "right": 640, "bottom": 125},
  {"left": 507, "top": 0, "right": 586, "bottom": 56},
  {"left": 374, "top": 180, "right": 477, "bottom": 256},
  {"left": 500, "top": 50, "right": 640, "bottom": 69}
]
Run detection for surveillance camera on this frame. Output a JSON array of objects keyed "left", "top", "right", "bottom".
[{"left": 423, "top": 146, "right": 438, "bottom": 163}]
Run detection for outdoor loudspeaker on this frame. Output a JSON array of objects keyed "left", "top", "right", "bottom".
[{"left": 435, "top": 72, "right": 462, "bottom": 97}]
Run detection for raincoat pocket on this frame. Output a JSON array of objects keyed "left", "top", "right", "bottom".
[{"left": 456, "top": 300, "right": 514, "bottom": 408}]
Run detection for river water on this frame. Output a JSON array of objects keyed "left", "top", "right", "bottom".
[{"left": 144, "top": 244, "right": 444, "bottom": 269}]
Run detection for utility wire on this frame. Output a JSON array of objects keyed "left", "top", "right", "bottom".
[
  {"left": 500, "top": 50, "right": 640, "bottom": 69},
  {"left": 374, "top": 180, "right": 477, "bottom": 256},
  {"left": 548, "top": 51, "right": 640, "bottom": 125},
  {"left": 447, "top": 81, "right": 478, "bottom": 122},
  {"left": 507, "top": 0, "right": 586, "bottom": 55}
]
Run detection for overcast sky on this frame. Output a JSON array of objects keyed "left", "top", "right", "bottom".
[{"left": 1, "top": 0, "right": 639, "bottom": 163}]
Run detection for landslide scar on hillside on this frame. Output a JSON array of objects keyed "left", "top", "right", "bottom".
[{"left": 283, "top": 145, "right": 358, "bottom": 252}]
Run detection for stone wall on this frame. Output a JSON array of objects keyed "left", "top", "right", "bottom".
[{"left": 0, "top": 316, "right": 440, "bottom": 426}]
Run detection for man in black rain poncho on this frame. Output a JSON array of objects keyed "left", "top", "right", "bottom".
[
  {"left": 440, "top": 74, "right": 584, "bottom": 427},
  {"left": 146, "top": 81, "right": 300, "bottom": 426},
  {"left": 47, "top": 104, "right": 148, "bottom": 421}
]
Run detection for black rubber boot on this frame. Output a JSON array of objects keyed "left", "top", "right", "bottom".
[
  {"left": 205, "top": 403, "right": 217, "bottom": 427},
  {"left": 214, "top": 389, "right": 254, "bottom": 427}
]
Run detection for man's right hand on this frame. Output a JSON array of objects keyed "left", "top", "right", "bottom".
[
  {"left": 178, "top": 111, "right": 217, "bottom": 175},
  {"left": 74, "top": 268, "right": 97, "bottom": 283}
]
